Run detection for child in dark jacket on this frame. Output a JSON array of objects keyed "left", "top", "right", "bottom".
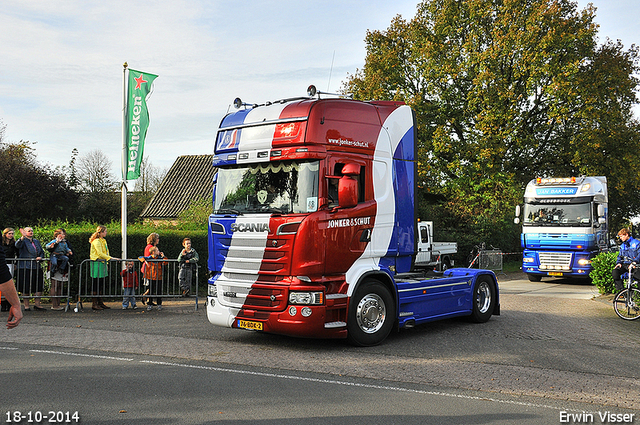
[
  {"left": 120, "top": 261, "right": 139, "bottom": 309},
  {"left": 178, "top": 238, "right": 199, "bottom": 297}
]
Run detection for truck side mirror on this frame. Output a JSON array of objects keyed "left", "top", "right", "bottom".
[
  {"left": 515, "top": 205, "right": 521, "bottom": 217},
  {"left": 338, "top": 176, "right": 358, "bottom": 208},
  {"left": 597, "top": 204, "right": 605, "bottom": 217},
  {"left": 514, "top": 217, "right": 520, "bottom": 225}
]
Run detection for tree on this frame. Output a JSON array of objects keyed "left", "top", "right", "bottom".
[
  {"left": 134, "top": 157, "right": 167, "bottom": 195},
  {"left": 75, "top": 149, "right": 119, "bottom": 223},
  {"left": 76, "top": 149, "right": 117, "bottom": 194},
  {"left": 344, "top": 0, "right": 640, "bottom": 244},
  {"left": 0, "top": 139, "right": 78, "bottom": 224}
]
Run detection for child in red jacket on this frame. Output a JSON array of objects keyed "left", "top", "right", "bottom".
[{"left": 120, "top": 261, "right": 139, "bottom": 309}]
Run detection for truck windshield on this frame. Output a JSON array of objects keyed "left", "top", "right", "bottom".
[
  {"left": 214, "top": 160, "right": 319, "bottom": 214},
  {"left": 522, "top": 203, "right": 592, "bottom": 226}
]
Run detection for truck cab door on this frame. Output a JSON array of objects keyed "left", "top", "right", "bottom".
[{"left": 416, "top": 222, "right": 432, "bottom": 264}]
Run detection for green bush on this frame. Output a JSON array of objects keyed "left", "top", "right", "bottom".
[{"left": 590, "top": 251, "right": 618, "bottom": 294}]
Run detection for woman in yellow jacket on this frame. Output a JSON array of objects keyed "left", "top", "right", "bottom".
[{"left": 89, "top": 225, "right": 119, "bottom": 310}]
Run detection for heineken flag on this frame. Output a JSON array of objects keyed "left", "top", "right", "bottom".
[{"left": 126, "top": 68, "right": 158, "bottom": 180}]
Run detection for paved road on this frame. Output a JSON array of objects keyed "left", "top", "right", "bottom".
[
  {"left": 2, "top": 272, "right": 639, "bottom": 420},
  {"left": 2, "top": 344, "right": 598, "bottom": 425}
]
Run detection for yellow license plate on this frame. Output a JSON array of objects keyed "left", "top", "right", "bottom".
[
  {"left": 237, "top": 319, "right": 263, "bottom": 331},
  {"left": 548, "top": 272, "right": 564, "bottom": 276}
]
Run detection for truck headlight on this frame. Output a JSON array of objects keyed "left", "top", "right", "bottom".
[
  {"left": 578, "top": 258, "right": 591, "bottom": 266},
  {"left": 208, "top": 284, "right": 217, "bottom": 297},
  {"left": 289, "top": 291, "right": 323, "bottom": 305},
  {"left": 523, "top": 257, "right": 535, "bottom": 263}
]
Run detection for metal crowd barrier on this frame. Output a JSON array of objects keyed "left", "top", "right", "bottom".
[
  {"left": 10, "top": 257, "right": 72, "bottom": 311},
  {"left": 75, "top": 258, "right": 199, "bottom": 312},
  {"left": 479, "top": 249, "right": 504, "bottom": 272}
]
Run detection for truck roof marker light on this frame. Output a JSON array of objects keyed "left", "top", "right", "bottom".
[
  {"left": 239, "top": 153, "right": 249, "bottom": 160},
  {"left": 296, "top": 148, "right": 308, "bottom": 152},
  {"left": 271, "top": 150, "right": 282, "bottom": 157},
  {"left": 227, "top": 154, "right": 237, "bottom": 160},
  {"left": 257, "top": 151, "right": 269, "bottom": 158}
]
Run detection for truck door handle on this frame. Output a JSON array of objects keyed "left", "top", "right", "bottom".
[{"left": 360, "top": 228, "right": 372, "bottom": 242}]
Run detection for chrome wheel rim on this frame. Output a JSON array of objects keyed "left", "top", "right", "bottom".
[
  {"left": 355, "top": 294, "right": 386, "bottom": 334},
  {"left": 476, "top": 281, "right": 491, "bottom": 314}
]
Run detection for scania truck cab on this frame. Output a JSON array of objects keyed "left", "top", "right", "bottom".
[{"left": 206, "top": 87, "right": 499, "bottom": 345}]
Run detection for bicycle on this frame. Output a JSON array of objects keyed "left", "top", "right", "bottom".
[
  {"left": 467, "top": 242, "right": 488, "bottom": 268},
  {"left": 613, "top": 261, "right": 640, "bottom": 321}
]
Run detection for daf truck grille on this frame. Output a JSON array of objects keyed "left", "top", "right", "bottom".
[{"left": 539, "top": 252, "right": 572, "bottom": 268}]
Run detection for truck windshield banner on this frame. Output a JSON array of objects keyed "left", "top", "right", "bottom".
[{"left": 535, "top": 187, "right": 578, "bottom": 196}]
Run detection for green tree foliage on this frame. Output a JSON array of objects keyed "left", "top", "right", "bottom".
[
  {"left": 0, "top": 140, "right": 78, "bottom": 225},
  {"left": 178, "top": 196, "right": 212, "bottom": 229},
  {"left": 344, "top": 0, "right": 640, "bottom": 247}
]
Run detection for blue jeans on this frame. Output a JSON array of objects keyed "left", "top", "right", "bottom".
[
  {"left": 51, "top": 254, "right": 69, "bottom": 272},
  {"left": 122, "top": 287, "right": 137, "bottom": 308}
]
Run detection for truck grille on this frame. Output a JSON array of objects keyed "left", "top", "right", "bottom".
[
  {"left": 539, "top": 252, "right": 572, "bottom": 268},
  {"left": 216, "top": 273, "right": 286, "bottom": 310}
]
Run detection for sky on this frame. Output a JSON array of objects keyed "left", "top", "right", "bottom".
[{"left": 1, "top": 1, "right": 638, "bottom": 181}]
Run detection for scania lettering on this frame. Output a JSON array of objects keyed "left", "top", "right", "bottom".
[
  {"left": 206, "top": 86, "right": 499, "bottom": 346},
  {"left": 514, "top": 176, "right": 608, "bottom": 281}
]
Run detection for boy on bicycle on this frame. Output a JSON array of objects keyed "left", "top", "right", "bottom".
[{"left": 612, "top": 228, "right": 640, "bottom": 292}]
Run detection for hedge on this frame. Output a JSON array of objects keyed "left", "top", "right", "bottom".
[
  {"left": 589, "top": 251, "right": 618, "bottom": 294},
  {"left": 17, "top": 221, "right": 209, "bottom": 293}
]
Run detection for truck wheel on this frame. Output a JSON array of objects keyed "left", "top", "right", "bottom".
[
  {"left": 347, "top": 280, "right": 395, "bottom": 346},
  {"left": 528, "top": 274, "right": 542, "bottom": 282},
  {"left": 470, "top": 276, "right": 495, "bottom": 323}
]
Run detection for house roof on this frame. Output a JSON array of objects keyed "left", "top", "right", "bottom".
[{"left": 140, "top": 154, "right": 216, "bottom": 219}]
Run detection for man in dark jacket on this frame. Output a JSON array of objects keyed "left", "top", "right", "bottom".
[{"left": 612, "top": 228, "right": 640, "bottom": 292}]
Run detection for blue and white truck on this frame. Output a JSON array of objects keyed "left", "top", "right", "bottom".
[{"left": 514, "top": 176, "right": 609, "bottom": 281}]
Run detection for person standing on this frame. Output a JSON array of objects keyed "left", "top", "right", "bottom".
[
  {"left": 120, "top": 261, "right": 139, "bottom": 309},
  {"left": 140, "top": 246, "right": 167, "bottom": 311},
  {"left": 141, "top": 233, "right": 162, "bottom": 305},
  {"left": 178, "top": 238, "right": 199, "bottom": 297},
  {"left": 15, "top": 227, "right": 46, "bottom": 311},
  {"left": 612, "top": 228, "right": 640, "bottom": 292},
  {"left": 46, "top": 228, "right": 73, "bottom": 310},
  {"left": 1, "top": 228, "right": 17, "bottom": 312},
  {"left": 0, "top": 246, "right": 22, "bottom": 328},
  {"left": 89, "top": 225, "right": 119, "bottom": 310}
]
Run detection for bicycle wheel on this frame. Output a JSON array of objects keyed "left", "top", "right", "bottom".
[{"left": 613, "top": 288, "right": 640, "bottom": 320}]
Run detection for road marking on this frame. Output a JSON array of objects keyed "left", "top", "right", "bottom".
[{"left": 17, "top": 346, "right": 600, "bottom": 414}]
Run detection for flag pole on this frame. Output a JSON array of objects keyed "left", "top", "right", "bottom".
[{"left": 121, "top": 62, "right": 129, "bottom": 262}]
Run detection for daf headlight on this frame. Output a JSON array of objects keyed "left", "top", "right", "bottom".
[
  {"left": 578, "top": 258, "right": 591, "bottom": 266},
  {"left": 289, "top": 291, "right": 324, "bottom": 305},
  {"left": 208, "top": 284, "right": 217, "bottom": 297},
  {"left": 523, "top": 257, "right": 535, "bottom": 263}
]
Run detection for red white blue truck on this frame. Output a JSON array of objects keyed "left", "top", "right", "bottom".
[
  {"left": 206, "top": 87, "right": 499, "bottom": 345},
  {"left": 514, "top": 176, "right": 609, "bottom": 281}
]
